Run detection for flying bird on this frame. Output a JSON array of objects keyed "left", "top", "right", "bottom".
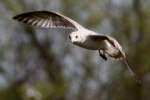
[{"left": 13, "top": 11, "right": 140, "bottom": 83}]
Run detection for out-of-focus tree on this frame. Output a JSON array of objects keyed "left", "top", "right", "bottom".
[{"left": 0, "top": 0, "right": 149, "bottom": 100}]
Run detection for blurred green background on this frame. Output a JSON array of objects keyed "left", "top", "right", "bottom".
[{"left": 0, "top": 0, "right": 150, "bottom": 100}]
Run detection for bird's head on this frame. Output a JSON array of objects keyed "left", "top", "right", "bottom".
[{"left": 69, "top": 31, "right": 84, "bottom": 45}]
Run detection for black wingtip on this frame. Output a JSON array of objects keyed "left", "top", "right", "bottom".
[
  {"left": 12, "top": 15, "right": 18, "bottom": 20},
  {"left": 12, "top": 13, "right": 25, "bottom": 20}
]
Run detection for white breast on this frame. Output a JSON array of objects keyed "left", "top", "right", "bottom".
[
  {"left": 75, "top": 37, "right": 106, "bottom": 50},
  {"left": 72, "top": 29, "right": 107, "bottom": 50}
]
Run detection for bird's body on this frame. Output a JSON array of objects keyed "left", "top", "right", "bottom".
[
  {"left": 70, "top": 29, "right": 105, "bottom": 50},
  {"left": 69, "top": 28, "right": 124, "bottom": 59},
  {"left": 13, "top": 11, "right": 140, "bottom": 83}
]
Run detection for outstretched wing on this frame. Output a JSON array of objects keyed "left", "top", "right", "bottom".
[{"left": 13, "top": 11, "right": 83, "bottom": 30}]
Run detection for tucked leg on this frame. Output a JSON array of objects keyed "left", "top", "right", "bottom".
[{"left": 98, "top": 50, "right": 107, "bottom": 61}]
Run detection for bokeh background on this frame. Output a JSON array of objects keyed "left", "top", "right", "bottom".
[{"left": 0, "top": 0, "right": 150, "bottom": 100}]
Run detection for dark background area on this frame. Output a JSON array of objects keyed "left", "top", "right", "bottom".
[{"left": 0, "top": 0, "right": 150, "bottom": 100}]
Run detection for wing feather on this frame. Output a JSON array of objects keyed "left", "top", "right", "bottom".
[{"left": 13, "top": 11, "right": 83, "bottom": 30}]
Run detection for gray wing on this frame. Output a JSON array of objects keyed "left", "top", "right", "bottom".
[
  {"left": 88, "top": 35, "right": 116, "bottom": 47},
  {"left": 13, "top": 11, "right": 83, "bottom": 30}
]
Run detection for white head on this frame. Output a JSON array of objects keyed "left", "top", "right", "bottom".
[{"left": 69, "top": 31, "right": 85, "bottom": 45}]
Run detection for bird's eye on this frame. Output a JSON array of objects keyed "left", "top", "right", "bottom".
[{"left": 75, "top": 35, "right": 78, "bottom": 38}]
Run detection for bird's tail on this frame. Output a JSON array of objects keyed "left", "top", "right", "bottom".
[{"left": 122, "top": 58, "right": 141, "bottom": 84}]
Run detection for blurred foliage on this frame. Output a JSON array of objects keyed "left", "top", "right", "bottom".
[{"left": 0, "top": 0, "right": 150, "bottom": 100}]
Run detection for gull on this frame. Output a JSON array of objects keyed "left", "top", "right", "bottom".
[{"left": 13, "top": 11, "right": 140, "bottom": 83}]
